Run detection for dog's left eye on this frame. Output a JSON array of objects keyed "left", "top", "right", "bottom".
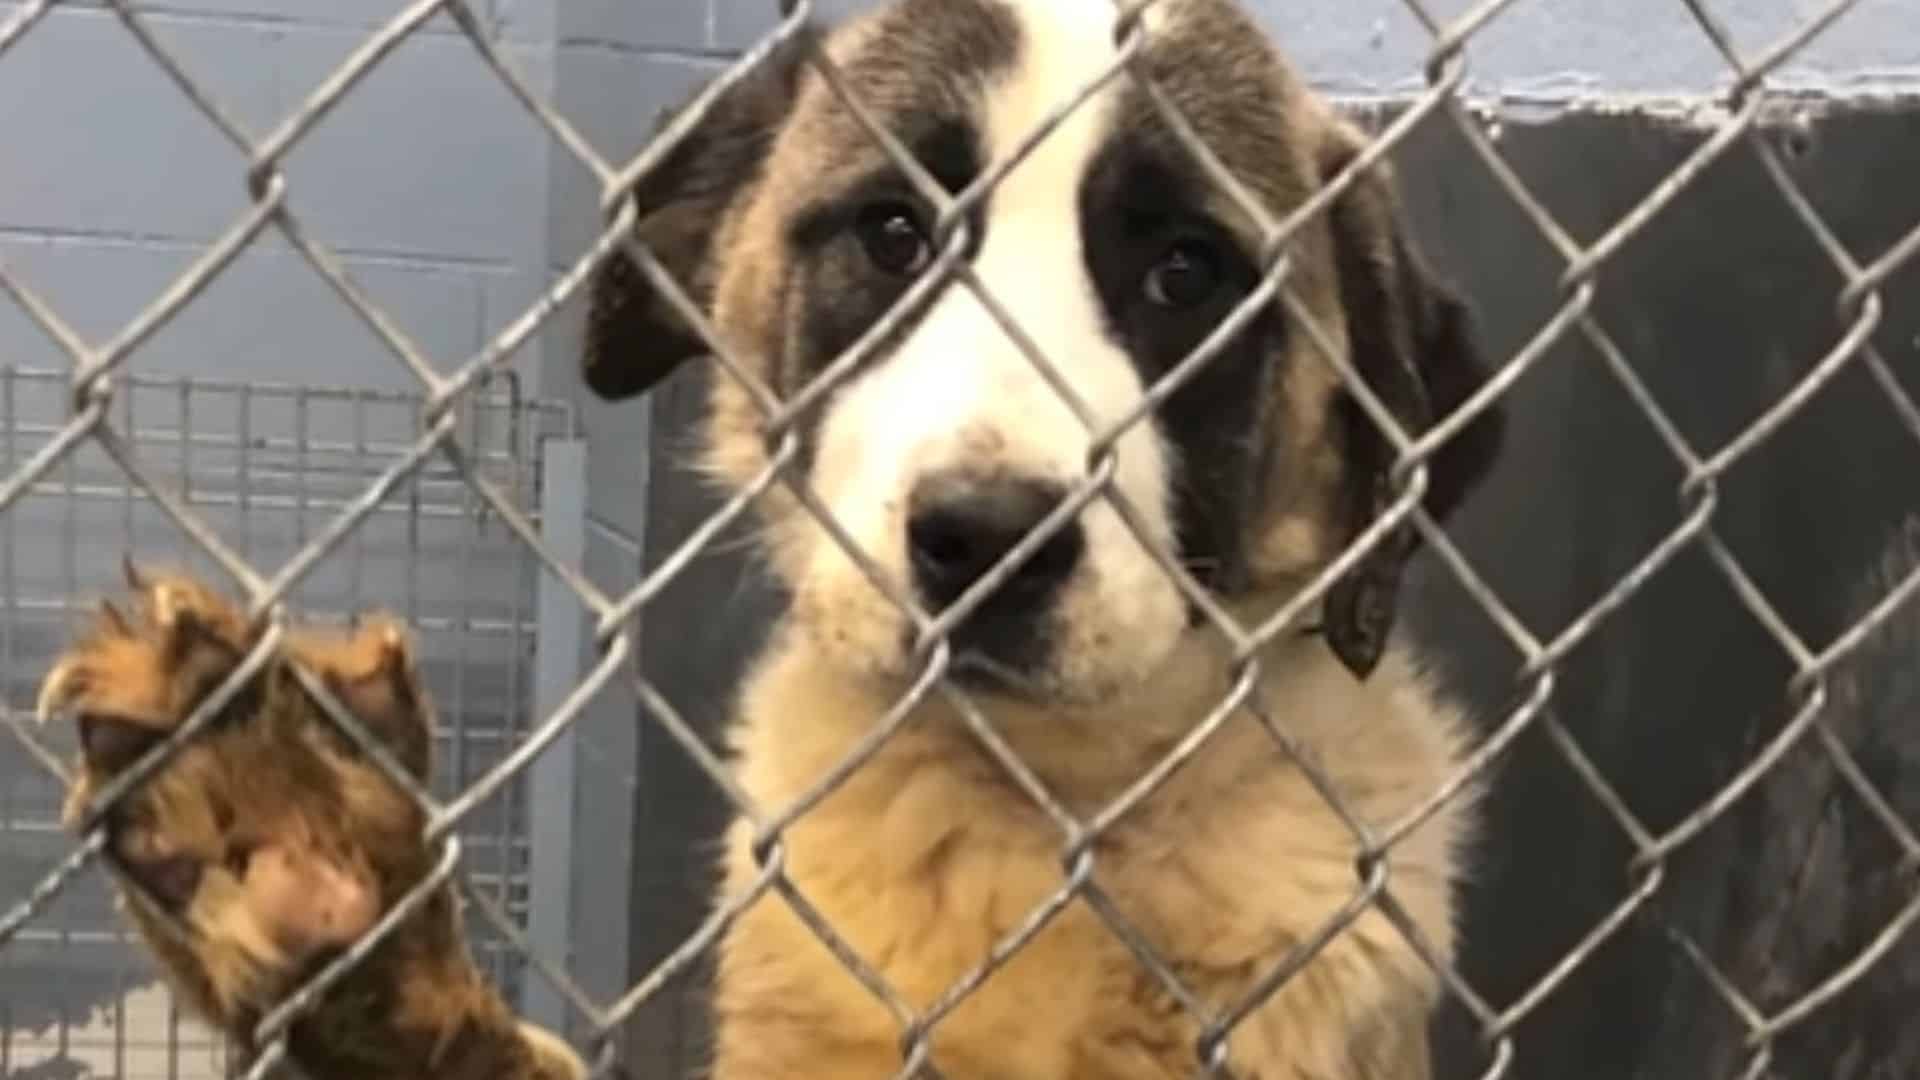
[
  {"left": 854, "top": 201, "right": 932, "bottom": 276},
  {"left": 1143, "top": 240, "right": 1222, "bottom": 309}
]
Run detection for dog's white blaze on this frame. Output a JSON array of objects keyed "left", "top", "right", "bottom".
[{"left": 806, "top": 0, "right": 1186, "bottom": 691}]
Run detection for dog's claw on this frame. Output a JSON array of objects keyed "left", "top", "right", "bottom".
[
  {"left": 376, "top": 624, "right": 407, "bottom": 668},
  {"left": 151, "top": 584, "right": 183, "bottom": 633},
  {"left": 100, "top": 598, "right": 133, "bottom": 636},
  {"left": 36, "top": 658, "right": 80, "bottom": 726}
]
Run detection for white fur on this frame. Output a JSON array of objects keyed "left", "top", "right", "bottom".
[{"left": 801, "top": 0, "right": 1188, "bottom": 700}]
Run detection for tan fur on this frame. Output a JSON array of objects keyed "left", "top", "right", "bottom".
[
  {"left": 39, "top": 567, "right": 586, "bottom": 1080},
  {"left": 709, "top": 626, "right": 1471, "bottom": 1077}
]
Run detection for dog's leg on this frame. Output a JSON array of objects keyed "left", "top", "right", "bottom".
[{"left": 38, "top": 568, "right": 588, "bottom": 1080}]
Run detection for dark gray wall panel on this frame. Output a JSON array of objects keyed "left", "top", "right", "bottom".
[{"left": 1398, "top": 104, "right": 1920, "bottom": 1078}]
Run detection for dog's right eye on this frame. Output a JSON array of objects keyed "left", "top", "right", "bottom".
[{"left": 853, "top": 201, "right": 931, "bottom": 276}]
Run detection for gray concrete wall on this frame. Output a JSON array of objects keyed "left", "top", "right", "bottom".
[{"left": 0, "top": 1, "right": 561, "bottom": 391}]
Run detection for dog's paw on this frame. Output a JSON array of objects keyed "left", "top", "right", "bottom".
[
  {"left": 37, "top": 564, "right": 250, "bottom": 783},
  {"left": 290, "top": 612, "right": 435, "bottom": 783},
  {"left": 35, "top": 564, "right": 435, "bottom": 1024}
]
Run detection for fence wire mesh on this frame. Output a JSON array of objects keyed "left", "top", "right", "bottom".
[{"left": 1, "top": 0, "right": 1918, "bottom": 1078}]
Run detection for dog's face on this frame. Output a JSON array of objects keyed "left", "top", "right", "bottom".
[{"left": 585, "top": 0, "right": 1502, "bottom": 705}]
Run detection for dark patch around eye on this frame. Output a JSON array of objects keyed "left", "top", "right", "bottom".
[
  {"left": 912, "top": 118, "right": 988, "bottom": 203},
  {"left": 788, "top": 118, "right": 985, "bottom": 253},
  {"left": 1081, "top": 135, "right": 1280, "bottom": 596},
  {"left": 777, "top": 118, "right": 991, "bottom": 466}
]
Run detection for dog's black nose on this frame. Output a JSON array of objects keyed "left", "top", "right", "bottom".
[{"left": 907, "top": 475, "right": 1083, "bottom": 612}]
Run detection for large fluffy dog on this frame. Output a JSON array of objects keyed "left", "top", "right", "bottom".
[
  {"left": 585, "top": 0, "right": 1503, "bottom": 1075},
  {"left": 40, "top": 1, "right": 1510, "bottom": 1077}
]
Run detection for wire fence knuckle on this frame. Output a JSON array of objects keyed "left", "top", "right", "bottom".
[{"left": 1, "top": 0, "right": 1914, "bottom": 1075}]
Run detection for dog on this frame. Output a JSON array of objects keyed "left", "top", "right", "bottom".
[
  {"left": 583, "top": 0, "right": 1504, "bottom": 1075},
  {"left": 37, "top": 0, "right": 1504, "bottom": 1076}
]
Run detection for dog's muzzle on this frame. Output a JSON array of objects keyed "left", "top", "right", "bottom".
[{"left": 907, "top": 472, "right": 1082, "bottom": 677}]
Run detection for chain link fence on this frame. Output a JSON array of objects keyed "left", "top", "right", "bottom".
[{"left": 1, "top": 0, "right": 1917, "bottom": 1078}]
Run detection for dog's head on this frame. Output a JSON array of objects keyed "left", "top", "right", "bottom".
[{"left": 584, "top": 0, "right": 1502, "bottom": 705}]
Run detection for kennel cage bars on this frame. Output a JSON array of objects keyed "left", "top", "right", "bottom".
[{"left": 0, "top": 0, "right": 1916, "bottom": 1077}]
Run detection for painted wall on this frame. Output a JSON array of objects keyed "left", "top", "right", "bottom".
[
  {"left": 699, "top": 0, "right": 1920, "bottom": 99},
  {"left": 1, "top": 1, "right": 554, "bottom": 390}
]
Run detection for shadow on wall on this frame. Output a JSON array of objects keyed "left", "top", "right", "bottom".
[
  {"left": 1397, "top": 102, "right": 1920, "bottom": 1078},
  {"left": 621, "top": 101, "right": 1920, "bottom": 1079}
]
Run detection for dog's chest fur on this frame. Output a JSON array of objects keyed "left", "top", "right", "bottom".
[{"left": 712, "top": 634, "right": 1469, "bottom": 1078}]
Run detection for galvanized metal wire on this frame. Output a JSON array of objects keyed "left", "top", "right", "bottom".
[{"left": 2, "top": 0, "right": 1918, "bottom": 1078}]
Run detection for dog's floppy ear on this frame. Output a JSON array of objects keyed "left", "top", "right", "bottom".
[
  {"left": 583, "top": 30, "right": 816, "bottom": 402},
  {"left": 1317, "top": 124, "right": 1504, "bottom": 678}
]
